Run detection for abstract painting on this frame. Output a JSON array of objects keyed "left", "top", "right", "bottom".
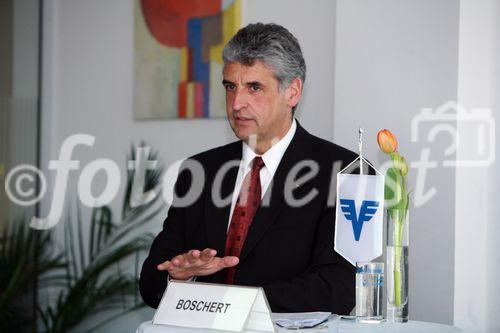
[{"left": 134, "top": 0, "right": 241, "bottom": 119}]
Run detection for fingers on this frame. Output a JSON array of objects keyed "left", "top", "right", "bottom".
[
  {"left": 171, "top": 254, "right": 185, "bottom": 267},
  {"left": 157, "top": 256, "right": 183, "bottom": 271},
  {"left": 187, "top": 249, "right": 200, "bottom": 264},
  {"left": 200, "top": 248, "right": 217, "bottom": 261},
  {"left": 221, "top": 256, "right": 239, "bottom": 267},
  {"left": 157, "top": 260, "right": 170, "bottom": 271},
  {"left": 156, "top": 250, "right": 238, "bottom": 278},
  {"left": 158, "top": 252, "right": 189, "bottom": 271},
  {"left": 156, "top": 249, "right": 207, "bottom": 272}
]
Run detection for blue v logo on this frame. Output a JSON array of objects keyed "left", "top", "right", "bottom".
[{"left": 340, "top": 199, "right": 380, "bottom": 241}]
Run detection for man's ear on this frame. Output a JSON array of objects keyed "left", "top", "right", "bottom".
[{"left": 285, "top": 78, "right": 303, "bottom": 109}]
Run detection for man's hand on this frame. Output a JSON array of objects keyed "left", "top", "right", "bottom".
[{"left": 157, "top": 248, "right": 239, "bottom": 280}]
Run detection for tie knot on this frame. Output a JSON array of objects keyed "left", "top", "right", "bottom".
[{"left": 252, "top": 157, "right": 265, "bottom": 172}]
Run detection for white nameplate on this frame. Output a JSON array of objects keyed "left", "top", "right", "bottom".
[{"left": 153, "top": 280, "right": 275, "bottom": 332}]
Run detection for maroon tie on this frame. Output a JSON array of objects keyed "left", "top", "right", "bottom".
[{"left": 224, "top": 157, "right": 265, "bottom": 284}]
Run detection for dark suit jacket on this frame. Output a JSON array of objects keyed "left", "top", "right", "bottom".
[{"left": 140, "top": 123, "right": 358, "bottom": 314}]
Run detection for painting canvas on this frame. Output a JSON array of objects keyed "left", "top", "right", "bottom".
[{"left": 134, "top": 0, "right": 241, "bottom": 119}]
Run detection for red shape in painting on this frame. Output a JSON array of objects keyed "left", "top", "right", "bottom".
[
  {"left": 140, "top": 0, "right": 222, "bottom": 48},
  {"left": 177, "top": 82, "right": 187, "bottom": 118}
]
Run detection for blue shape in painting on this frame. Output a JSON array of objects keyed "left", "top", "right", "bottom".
[
  {"left": 187, "top": 17, "right": 210, "bottom": 117},
  {"left": 340, "top": 199, "right": 380, "bottom": 241}
]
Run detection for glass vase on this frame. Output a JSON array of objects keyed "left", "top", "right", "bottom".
[{"left": 386, "top": 208, "right": 409, "bottom": 323}]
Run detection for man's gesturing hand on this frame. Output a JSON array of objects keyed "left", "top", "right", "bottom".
[{"left": 157, "top": 248, "right": 239, "bottom": 280}]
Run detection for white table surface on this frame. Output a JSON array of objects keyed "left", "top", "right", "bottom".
[{"left": 136, "top": 315, "right": 463, "bottom": 333}]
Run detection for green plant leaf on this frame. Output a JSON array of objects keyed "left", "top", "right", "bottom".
[{"left": 33, "top": 143, "right": 165, "bottom": 333}]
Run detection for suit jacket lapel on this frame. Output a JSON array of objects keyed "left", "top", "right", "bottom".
[{"left": 239, "top": 124, "right": 312, "bottom": 262}]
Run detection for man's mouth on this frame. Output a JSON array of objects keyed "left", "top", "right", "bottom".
[{"left": 234, "top": 116, "right": 253, "bottom": 123}]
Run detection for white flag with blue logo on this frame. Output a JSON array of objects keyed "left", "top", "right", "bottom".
[{"left": 334, "top": 172, "right": 385, "bottom": 265}]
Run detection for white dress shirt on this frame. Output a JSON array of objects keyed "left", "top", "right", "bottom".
[{"left": 227, "top": 119, "right": 297, "bottom": 229}]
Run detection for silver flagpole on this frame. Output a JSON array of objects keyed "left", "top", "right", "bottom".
[{"left": 358, "top": 127, "right": 363, "bottom": 175}]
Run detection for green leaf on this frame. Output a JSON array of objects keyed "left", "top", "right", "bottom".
[{"left": 33, "top": 143, "right": 165, "bottom": 333}]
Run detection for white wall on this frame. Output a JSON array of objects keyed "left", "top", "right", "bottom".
[
  {"left": 488, "top": 2, "right": 500, "bottom": 332},
  {"left": 333, "top": 0, "right": 459, "bottom": 325},
  {"left": 455, "top": 1, "right": 500, "bottom": 333}
]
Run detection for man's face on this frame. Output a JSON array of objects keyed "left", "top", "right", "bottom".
[{"left": 222, "top": 61, "right": 300, "bottom": 152}]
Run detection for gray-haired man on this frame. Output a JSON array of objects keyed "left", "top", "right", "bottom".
[{"left": 140, "top": 23, "right": 357, "bottom": 314}]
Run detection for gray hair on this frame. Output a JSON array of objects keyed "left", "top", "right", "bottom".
[{"left": 222, "top": 23, "right": 306, "bottom": 112}]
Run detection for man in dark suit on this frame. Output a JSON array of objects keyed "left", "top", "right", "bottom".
[{"left": 140, "top": 23, "right": 357, "bottom": 314}]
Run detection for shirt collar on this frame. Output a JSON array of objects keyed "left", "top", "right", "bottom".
[{"left": 241, "top": 118, "right": 297, "bottom": 174}]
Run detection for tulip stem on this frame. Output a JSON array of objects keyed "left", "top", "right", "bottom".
[
  {"left": 391, "top": 177, "right": 407, "bottom": 309},
  {"left": 394, "top": 217, "right": 403, "bottom": 308}
]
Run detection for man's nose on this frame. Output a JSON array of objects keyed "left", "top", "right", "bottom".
[{"left": 232, "top": 89, "right": 248, "bottom": 111}]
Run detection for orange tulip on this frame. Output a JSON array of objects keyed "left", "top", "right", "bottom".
[{"left": 377, "top": 129, "right": 398, "bottom": 154}]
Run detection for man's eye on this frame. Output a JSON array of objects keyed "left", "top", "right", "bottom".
[
  {"left": 250, "top": 85, "right": 261, "bottom": 92},
  {"left": 224, "top": 84, "right": 236, "bottom": 92}
]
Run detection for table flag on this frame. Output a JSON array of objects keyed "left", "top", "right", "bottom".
[{"left": 334, "top": 153, "right": 385, "bottom": 265}]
